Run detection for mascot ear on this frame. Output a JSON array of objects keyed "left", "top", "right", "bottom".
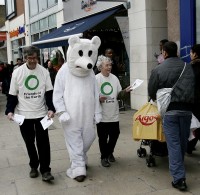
[
  {"left": 91, "top": 36, "right": 101, "bottom": 49},
  {"left": 68, "top": 36, "right": 80, "bottom": 48}
]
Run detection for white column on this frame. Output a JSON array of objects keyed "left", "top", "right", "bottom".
[{"left": 128, "top": 0, "right": 167, "bottom": 110}]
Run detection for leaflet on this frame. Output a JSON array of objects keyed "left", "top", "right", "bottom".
[
  {"left": 40, "top": 115, "right": 53, "bottom": 130},
  {"left": 131, "top": 79, "right": 144, "bottom": 90},
  {"left": 13, "top": 114, "right": 25, "bottom": 126}
]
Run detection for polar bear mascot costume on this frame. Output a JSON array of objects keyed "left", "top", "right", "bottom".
[{"left": 53, "top": 35, "right": 102, "bottom": 182}]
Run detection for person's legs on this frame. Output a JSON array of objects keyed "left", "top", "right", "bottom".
[
  {"left": 163, "top": 114, "right": 186, "bottom": 183},
  {"left": 35, "top": 118, "right": 51, "bottom": 174},
  {"left": 179, "top": 115, "right": 191, "bottom": 160},
  {"left": 97, "top": 122, "right": 109, "bottom": 159},
  {"left": 107, "top": 122, "right": 120, "bottom": 156},
  {"left": 20, "top": 119, "right": 39, "bottom": 169}
]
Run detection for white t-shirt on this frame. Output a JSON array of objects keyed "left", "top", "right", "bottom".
[
  {"left": 96, "top": 73, "right": 122, "bottom": 122},
  {"left": 9, "top": 63, "right": 53, "bottom": 119}
]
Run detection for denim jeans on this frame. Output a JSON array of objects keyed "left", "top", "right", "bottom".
[{"left": 163, "top": 111, "right": 192, "bottom": 183}]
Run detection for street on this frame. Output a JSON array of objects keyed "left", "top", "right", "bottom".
[{"left": 0, "top": 93, "right": 200, "bottom": 195}]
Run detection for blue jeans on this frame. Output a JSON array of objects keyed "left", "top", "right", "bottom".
[{"left": 163, "top": 111, "right": 191, "bottom": 183}]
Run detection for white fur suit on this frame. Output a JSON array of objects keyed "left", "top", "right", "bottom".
[{"left": 53, "top": 36, "right": 102, "bottom": 181}]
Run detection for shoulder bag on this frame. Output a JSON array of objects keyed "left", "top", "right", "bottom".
[{"left": 156, "top": 63, "right": 186, "bottom": 117}]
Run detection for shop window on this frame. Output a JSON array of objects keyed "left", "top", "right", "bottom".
[
  {"left": 11, "top": 39, "right": 18, "bottom": 50},
  {"left": 39, "top": 0, "right": 47, "bottom": 12},
  {"left": 48, "top": 0, "right": 58, "bottom": 7},
  {"left": 31, "top": 33, "right": 40, "bottom": 42},
  {"left": 31, "top": 21, "right": 39, "bottom": 34},
  {"left": 49, "top": 27, "right": 57, "bottom": 33},
  {"left": 40, "top": 30, "right": 48, "bottom": 38},
  {"left": 48, "top": 14, "right": 57, "bottom": 28},
  {"left": 29, "top": 0, "right": 39, "bottom": 17},
  {"left": 40, "top": 17, "right": 48, "bottom": 31},
  {"left": 5, "top": 0, "right": 16, "bottom": 20}
]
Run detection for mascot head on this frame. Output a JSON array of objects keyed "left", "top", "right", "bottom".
[{"left": 67, "top": 35, "right": 101, "bottom": 77}]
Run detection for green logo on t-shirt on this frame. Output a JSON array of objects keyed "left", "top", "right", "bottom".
[
  {"left": 25, "top": 75, "right": 39, "bottom": 90},
  {"left": 101, "top": 82, "right": 113, "bottom": 95}
]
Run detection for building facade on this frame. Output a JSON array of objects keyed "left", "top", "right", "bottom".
[{"left": 1, "top": 0, "right": 200, "bottom": 109}]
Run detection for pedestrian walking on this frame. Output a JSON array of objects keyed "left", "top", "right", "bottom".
[
  {"left": 187, "top": 44, "right": 200, "bottom": 154},
  {"left": 148, "top": 41, "right": 195, "bottom": 191},
  {"left": 95, "top": 55, "right": 132, "bottom": 167},
  {"left": 5, "top": 46, "right": 55, "bottom": 182}
]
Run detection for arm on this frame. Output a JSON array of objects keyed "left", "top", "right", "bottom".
[
  {"left": 148, "top": 69, "right": 159, "bottom": 101},
  {"left": 5, "top": 71, "right": 18, "bottom": 120},
  {"left": 94, "top": 78, "right": 102, "bottom": 123},
  {"left": 5, "top": 94, "right": 18, "bottom": 120},
  {"left": 53, "top": 68, "right": 66, "bottom": 114},
  {"left": 117, "top": 86, "right": 132, "bottom": 100},
  {"left": 45, "top": 90, "right": 56, "bottom": 118}
]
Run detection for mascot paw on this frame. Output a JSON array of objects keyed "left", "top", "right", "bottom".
[
  {"left": 59, "top": 112, "right": 70, "bottom": 123},
  {"left": 95, "top": 113, "right": 102, "bottom": 124}
]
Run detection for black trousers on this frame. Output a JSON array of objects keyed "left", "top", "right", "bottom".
[
  {"left": 20, "top": 118, "right": 51, "bottom": 174},
  {"left": 97, "top": 121, "right": 120, "bottom": 159}
]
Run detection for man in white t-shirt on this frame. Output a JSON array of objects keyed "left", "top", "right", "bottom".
[
  {"left": 95, "top": 55, "right": 132, "bottom": 167},
  {"left": 5, "top": 46, "right": 55, "bottom": 182}
]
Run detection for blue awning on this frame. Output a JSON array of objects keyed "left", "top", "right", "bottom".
[{"left": 32, "top": 5, "right": 123, "bottom": 48}]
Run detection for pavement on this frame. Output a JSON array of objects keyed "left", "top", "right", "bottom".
[{"left": 0, "top": 93, "right": 200, "bottom": 195}]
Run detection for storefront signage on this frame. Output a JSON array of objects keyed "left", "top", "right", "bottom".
[
  {"left": 81, "top": 0, "right": 97, "bottom": 12},
  {"left": 63, "top": 22, "right": 85, "bottom": 32},
  {"left": 0, "top": 32, "right": 7, "bottom": 41},
  {"left": 9, "top": 26, "right": 25, "bottom": 38}
]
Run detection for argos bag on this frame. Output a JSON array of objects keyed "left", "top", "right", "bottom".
[
  {"left": 132, "top": 102, "right": 165, "bottom": 142},
  {"left": 156, "top": 63, "right": 186, "bottom": 117}
]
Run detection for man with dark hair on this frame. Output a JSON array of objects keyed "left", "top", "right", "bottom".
[
  {"left": 105, "top": 48, "right": 119, "bottom": 78},
  {"left": 148, "top": 41, "right": 195, "bottom": 191},
  {"left": 5, "top": 46, "right": 55, "bottom": 182}
]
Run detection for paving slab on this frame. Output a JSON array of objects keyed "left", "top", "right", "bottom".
[{"left": 0, "top": 93, "right": 200, "bottom": 195}]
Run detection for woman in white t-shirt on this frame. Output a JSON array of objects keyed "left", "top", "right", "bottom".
[{"left": 95, "top": 55, "right": 132, "bottom": 167}]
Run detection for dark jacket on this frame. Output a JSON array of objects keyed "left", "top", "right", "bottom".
[
  {"left": 148, "top": 57, "right": 195, "bottom": 111},
  {"left": 191, "top": 59, "right": 200, "bottom": 119}
]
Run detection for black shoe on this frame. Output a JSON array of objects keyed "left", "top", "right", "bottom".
[
  {"left": 101, "top": 158, "right": 110, "bottom": 167},
  {"left": 108, "top": 154, "right": 116, "bottom": 162},
  {"left": 42, "top": 172, "right": 54, "bottom": 181},
  {"left": 29, "top": 168, "right": 39, "bottom": 178},
  {"left": 172, "top": 178, "right": 187, "bottom": 191},
  {"left": 74, "top": 175, "right": 86, "bottom": 182}
]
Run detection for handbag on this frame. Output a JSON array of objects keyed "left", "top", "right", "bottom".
[{"left": 156, "top": 63, "right": 186, "bottom": 117}]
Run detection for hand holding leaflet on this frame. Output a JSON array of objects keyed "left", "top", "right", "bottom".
[
  {"left": 13, "top": 114, "right": 25, "bottom": 126},
  {"left": 131, "top": 79, "right": 144, "bottom": 90},
  {"left": 40, "top": 115, "right": 53, "bottom": 130}
]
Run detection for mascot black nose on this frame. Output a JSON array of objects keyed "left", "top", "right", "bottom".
[{"left": 87, "top": 63, "right": 92, "bottom": 69}]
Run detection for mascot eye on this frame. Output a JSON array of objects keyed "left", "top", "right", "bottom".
[
  {"left": 79, "top": 50, "right": 83, "bottom": 57},
  {"left": 88, "top": 50, "right": 92, "bottom": 57}
]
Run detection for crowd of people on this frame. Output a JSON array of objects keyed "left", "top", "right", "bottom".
[{"left": 1, "top": 38, "right": 200, "bottom": 192}]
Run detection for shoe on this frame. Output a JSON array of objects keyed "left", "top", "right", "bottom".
[
  {"left": 29, "top": 168, "right": 39, "bottom": 178},
  {"left": 74, "top": 175, "right": 86, "bottom": 182},
  {"left": 108, "top": 154, "right": 116, "bottom": 162},
  {"left": 101, "top": 158, "right": 110, "bottom": 167},
  {"left": 172, "top": 178, "right": 187, "bottom": 191},
  {"left": 42, "top": 172, "right": 54, "bottom": 181}
]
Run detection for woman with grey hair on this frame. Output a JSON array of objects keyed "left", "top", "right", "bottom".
[{"left": 95, "top": 55, "right": 132, "bottom": 167}]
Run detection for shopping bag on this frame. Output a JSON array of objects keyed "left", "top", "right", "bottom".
[
  {"left": 156, "top": 88, "right": 172, "bottom": 117},
  {"left": 133, "top": 102, "right": 165, "bottom": 142},
  {"left": 190, "top": 114, "right": 200, "bottom": 131}
]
